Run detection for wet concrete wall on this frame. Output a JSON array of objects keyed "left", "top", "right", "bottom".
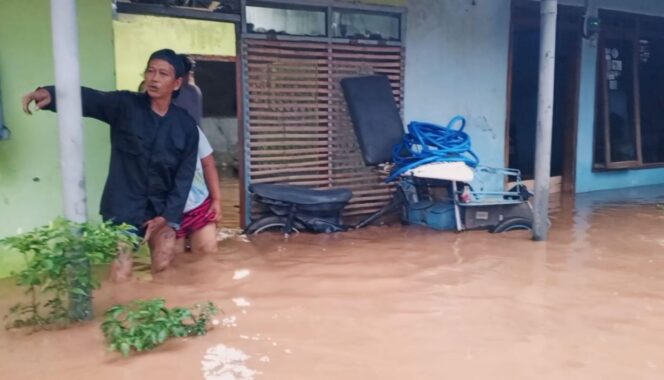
[{"left": 403, "top": 0, "right": 511, "bottom": 191}]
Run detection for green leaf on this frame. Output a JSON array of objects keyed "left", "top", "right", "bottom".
[
  {"left": 120, "top": 342, "right": 131, "bottom": 357},
  {"left": 157, "top": 329, "right": 168, "bottom": 343},
  {"left": 107, "top": 307, "right": 124, "bottom": 320},
  {"left": 70, "top": 288, "right": 88, "bottom": 297},
  {"left": 171, "top": 326, "right": 186, "bottom": 337},
  {"left": 42, "top": 259, "right": 54, "bottom": 270}
]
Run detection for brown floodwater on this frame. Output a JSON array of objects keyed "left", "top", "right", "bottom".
[{"left": 1, "top": 187, "right": 664, "bottom": 380}]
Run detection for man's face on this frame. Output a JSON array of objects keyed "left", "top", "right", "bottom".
[{"left": 144, "top": 59, "right": 182, "bottom": 100}]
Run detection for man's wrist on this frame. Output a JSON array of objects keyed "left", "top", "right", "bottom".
[{"left": 156, "top": 216, "right": 178, "bottom": 230}]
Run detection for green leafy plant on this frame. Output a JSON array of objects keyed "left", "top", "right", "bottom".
[
  {"left": 1, "top": 218, "right": 140, "bottom": 329},
  {"left": 101, "top": 298, "right": 219, "bottom": 357}
]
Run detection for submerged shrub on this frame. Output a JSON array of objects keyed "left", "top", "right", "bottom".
[
  {"left": 101, "top": 298, "right": 219, "bottom": 357},
  {"left": 1, "top": 218, "right": 139, "bottom": 329}
]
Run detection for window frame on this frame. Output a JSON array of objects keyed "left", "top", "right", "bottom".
[
  {"left": 245, "top": 1, "right": 329, "bottom": 37},
  {"left": 241, "top": 0, "right": 405, "bottom": 46},
  {"left": 331, "top": 8, "right": 402, "bottom": 41}
]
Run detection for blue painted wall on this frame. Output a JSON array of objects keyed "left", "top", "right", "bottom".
[
  {"left": 404, "top": 0, "right": 511, "bottom": 191},
  {"left": 405, "top": 0, "right": 664, "bottom": 193}
]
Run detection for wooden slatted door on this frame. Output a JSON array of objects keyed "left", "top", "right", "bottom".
[
  {"left": 328, "top": 43, "right": 404, "bottom": 217},
  {"left": 242, "top": 38, "right": 404, "bottom": 221}
]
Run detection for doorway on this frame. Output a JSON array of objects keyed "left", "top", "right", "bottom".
[
  {"left": 193, "top": 57, "right": 240, "bottom": 228},
  {"left": 507, "top": 3, "right": 583, "bottom": 195}
]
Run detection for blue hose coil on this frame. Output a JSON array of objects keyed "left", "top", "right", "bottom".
[{"left": 387, "top": 116, "right": 479, "bottom": 182}]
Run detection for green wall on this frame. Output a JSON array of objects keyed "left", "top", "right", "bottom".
[{"left": 0, "top": 0, "right": 116, "bottom": 276}]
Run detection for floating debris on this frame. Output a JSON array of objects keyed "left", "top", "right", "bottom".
[
  {"left": 217, "top": 228, "right": 249, "bottom": 242},
  {"left": 233, "top": 269, "right": 251, "bottom": 280},
  {"left": 201, "top": 343, "right": 261, "bottom": 380},
  {"left": 232, "top": 297, "right": 251, "bottom": 307}
]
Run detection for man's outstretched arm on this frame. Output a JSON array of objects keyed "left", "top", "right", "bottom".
[{"left": 22, "top": 87, "right": 124, "bottom": 125}]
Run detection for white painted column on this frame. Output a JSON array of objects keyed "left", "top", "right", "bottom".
[
  {"left": 50, "top": 0, "right": 91, "bottom": 321},
  {"left": 50, "top": 0, "right": 87, "bottom": 223}
]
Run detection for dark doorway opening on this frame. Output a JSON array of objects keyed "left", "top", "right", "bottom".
[
  {"left": 507, "top": 3, "right": 583, "bottom": 193},
  {"left": 196, "top": 60, "right": 237, "bottom": 118},
  {"left": 191, "top": 56, "right": 240, "bottom": 228}
]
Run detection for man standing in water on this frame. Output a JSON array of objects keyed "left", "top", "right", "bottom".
[{"left": 21, "top": 49, "right": 199, "bottom": 281}]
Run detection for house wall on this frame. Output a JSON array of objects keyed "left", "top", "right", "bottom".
[
  {"left": 405, "top": 0, "right": 664, "bottom": 193},
  {"left": 561, "top": 0, "right": 664, "bottom": 192},
  {"left": 113, "top": 14, "right": 236, "bottom": 91},
  {"left": 404, "top": 0, "right": 512, "bottom": 191},
  {"left": 0, "top": 0, "right": 116, "bottom": 277},
  {"left": 514, "top": 0, "right": 664, "bottom": 193}
]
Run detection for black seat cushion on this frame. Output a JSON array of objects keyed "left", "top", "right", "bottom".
[
  {"left": 340, "top": 75, "right": 405, "bottom": 165},
  {"left": 251, "top": 184, "right": 352, "bottom": 205}
]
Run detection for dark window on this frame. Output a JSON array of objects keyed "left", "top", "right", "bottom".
[
  {"left": 594, "top": 11, "right": 664, "bottom": 169},
  {"left": 638, "top": 28, "right": 664, "bottom": 164},
  {"left": 196, "top": 60, "right": 237, "bottom": 117},
  {"left": 242, "top": 2, "right": 403, "bottom": 42},
  {"left": 331, "top": 9, "right": 400, "bottom": 41},
  {"left": 605, "top": 38, "right": 637, "bottom": 162},
  {"left": 245, "top": 3, "right": 327, "bottom": 37}
]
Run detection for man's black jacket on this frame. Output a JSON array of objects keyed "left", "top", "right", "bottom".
[{"left": 44, "top": 87, "right": 199, "bottom": 227}]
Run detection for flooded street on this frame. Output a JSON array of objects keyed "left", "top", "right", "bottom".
[{"left": 2, "top": 188, "right": 664, "bottom": 380}]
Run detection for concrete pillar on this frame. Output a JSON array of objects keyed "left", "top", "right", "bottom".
[
  {"left": 51, "top": 0, "right": 87, "bottom": 223},
  {"left": 532, "top": 0, "right": 558, "bottom": 241},
  {"left": 50, "top": 0, "right": 90, "bottom": 320}
]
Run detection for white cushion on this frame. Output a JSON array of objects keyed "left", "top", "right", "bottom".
[{"left": 405, "top": 161, "right": 475, "bottom": 182}]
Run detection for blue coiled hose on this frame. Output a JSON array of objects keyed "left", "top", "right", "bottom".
[{"left": 387, "top": 116, "right": 479, "bottom": 182}]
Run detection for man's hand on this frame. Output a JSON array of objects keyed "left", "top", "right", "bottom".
[
  {"left": 208, "top": 199, "right": 222, "bottom": 223},
  {"left": 142, "top": 216, "right": 168, "bottom": 243},
  {"left": 22, "top": 89, "right": 52, "bottom": 115}
]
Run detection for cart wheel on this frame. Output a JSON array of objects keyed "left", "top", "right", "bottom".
[
  {"left": 245, "top": 216, "right": 306, "bottom": 235},
  {"left": 490, "top": 217, "right": 533, "bottom": 233}
]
